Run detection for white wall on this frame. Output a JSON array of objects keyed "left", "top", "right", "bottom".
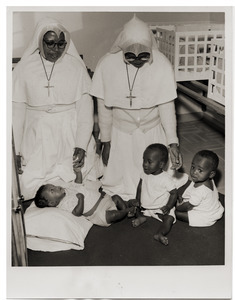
[{"left": 11, "top": 9, "right": 225, "bottom": 71}]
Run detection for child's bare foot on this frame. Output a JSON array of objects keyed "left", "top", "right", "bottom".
[
  {"left": 127, "top": 206, "right": 136, "bottom": 218},
  {"left": 154, "top": 233, "right": 169, "bottom": 246},
  {"left": 127, "top": 199, "right": 139, "bottom": 207},
  {"left": 132, "top": 216, "right": 146, "bottom": 227}
]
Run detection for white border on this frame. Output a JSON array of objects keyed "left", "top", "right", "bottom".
[{"left": 3, "top": 3, "right": 234, "bottom": 299}]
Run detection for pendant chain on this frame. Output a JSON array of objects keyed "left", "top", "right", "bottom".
[
  {"left": 40, "top": 54, "right": 56, "bottom": 82},
  {"left": 40, "top": 54, "right": 56, "bottom": 97},
  {"left": 126, "top": 64, "right": 139, "bottom": 107}
]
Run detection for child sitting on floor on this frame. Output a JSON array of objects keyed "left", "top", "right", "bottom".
[
  {"left": 33, "top": 167, "right": 135, "bottom": 227},
  {"left": 130, "top": 143, "right": 177, "bottom": 246},
  {"left": 175, "top": 150, "right": 224, "bottom": 227}
]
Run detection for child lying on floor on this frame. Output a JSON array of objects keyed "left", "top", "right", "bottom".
[
  {"left": 176, "top": 150, "right": 224, "bottom": 227},
  {"left": 33, "top": 168, "right": 135, "bottom": 227},
  {"left": 129, "top": 143, "right": 178, "bottom": 246}
]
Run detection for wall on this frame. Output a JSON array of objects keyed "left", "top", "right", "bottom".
[{"left": 11, "top": 9, "right": 225, "bottom": 71}]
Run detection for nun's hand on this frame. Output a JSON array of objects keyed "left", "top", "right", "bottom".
[
  {"left": 169, "top": 144, "right": 183, "bottom": 170},
  {"left": 16, "top": 155, "right": 23, "bottom": 174},
  {"left": 73, "top": 148, "right": 85, "bottom": 168},
  {"left": 102, "top": 141, "right": 111, "bottom": 166},
  {"left": 177, "top": 195, "right": 183, "bottom": 205}
]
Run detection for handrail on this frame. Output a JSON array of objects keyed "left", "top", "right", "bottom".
[
  {"left": 177, "top": 82, "right": 225, "bottom": 116},
  {"left": 190, "top": 80, "right": 208, "bottom": 93}
]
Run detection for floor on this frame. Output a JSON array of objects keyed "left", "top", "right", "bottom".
[
  {"left": 27, "top": 195, "right": 224, "bottom": 266},
  {"left": 177, "top": 118, "right": 225, "bottom": 194}
]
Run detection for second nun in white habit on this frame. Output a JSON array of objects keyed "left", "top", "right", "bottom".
[{"left": 90, "top": 15, "right": 188, "bottom": 200}]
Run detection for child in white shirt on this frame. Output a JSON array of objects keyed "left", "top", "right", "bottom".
[
  {"left": 130, "top": 143, "right": 177, "bottom": 246},
  {"left": 176, "top": 150, "right": 224, "bottom": 227}
]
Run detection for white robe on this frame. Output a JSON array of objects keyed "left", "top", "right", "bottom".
[{"left": 13, "top": 51, "right": 96, "bottom": 199}]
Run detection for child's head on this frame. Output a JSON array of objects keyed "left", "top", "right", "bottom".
[
  {"left": 143, "top": 143, "right": 168, "bottom": 175},
  {"left": 190, "top": 150, "right": 219, "bottom": 183},
  {"left": 34, "top": 184, "right": 66, "bottom": 208}
]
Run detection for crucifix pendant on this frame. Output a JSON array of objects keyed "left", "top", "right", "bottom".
[
  {"left": 126, "top": 90, "right": 136, "bottom": 107},
  {"left": 44, "top": 81, "right": 54, "bottom": 97}
]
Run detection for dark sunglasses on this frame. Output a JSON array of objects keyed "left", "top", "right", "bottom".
[
  {"left": 125, "top": 52, "right": 150, "bottom": 62},
  {"left": 43, "top": 39, "right": 67, "bottom": 50}
]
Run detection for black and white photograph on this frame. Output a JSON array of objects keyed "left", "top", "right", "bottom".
[{"left": 4, "top": 4, "right": 233, "bottom": 300}]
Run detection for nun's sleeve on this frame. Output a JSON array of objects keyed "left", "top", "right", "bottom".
[
  {"left": 75, "top": 92, "right": 94, "bottom": 151},
  {"left": 158, "top": 100, "right": 179, "bottom": 146},
  {"left": 12, "top": 64, "right": 27, "bottom": 154},
  {"left": 12, "top": 102, "right": 26, "bottom": 155},
  {"left": 97, "top": 98, "right": 113, "bottom": 142}
]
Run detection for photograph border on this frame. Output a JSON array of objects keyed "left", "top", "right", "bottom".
[{"left": 4, "top": 4, "right": 234, "bottom": 299}]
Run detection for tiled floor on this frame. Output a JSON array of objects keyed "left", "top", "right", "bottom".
[{"left": 177, "top": 119, "right": 225, "bottom": 194}]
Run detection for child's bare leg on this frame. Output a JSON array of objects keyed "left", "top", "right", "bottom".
[
  {"left": 175, "top": 210, "right": 189, "bottom": 223},
  {"left": 112, "top": 194, "right": 127, "bottom": 210},
  {"left": 154, "top": 215, "right": 174, "bottom": 246},
  {"left": 132, "top": 208, "right": 147, "bottom": 227},
  {"left": 106, "top": 206, "right": 136, "bottom": 224}
]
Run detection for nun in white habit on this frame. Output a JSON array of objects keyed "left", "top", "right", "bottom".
[
  {"left": 90, "top": 15, "right": 188, "bottom": 200},
  {"left": 12, "top": 18, "right": 97, "bottom": 199}
]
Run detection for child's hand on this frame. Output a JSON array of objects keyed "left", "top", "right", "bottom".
[
  {"left": 73, "top": 165, "right": 81, "bottom": 173},
  {"left": 176, "top": 200, "right": 180, "bottom": 207},
  {"left": 161, "top": 205, "right": 170, "bottom": 215},
  {"left": 128, "top": 198, "right": 139, "bottom": 207},
  {"left": 177, "top": 195, "right": 183, "bottom": 204}
]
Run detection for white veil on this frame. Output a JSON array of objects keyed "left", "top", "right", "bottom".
[
  {"left": 109, "top": 15, "right": 159, "bottom": 63},
  {"left": 20, "top": 17, "right": 86, "bottom": 68}
]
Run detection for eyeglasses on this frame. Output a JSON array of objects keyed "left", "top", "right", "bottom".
[
  {"left": 125, "top": 52, "right": 150, "bottom": 62},
  {"left": 43, "top": 39, "right": 67, "bottom": 50}
]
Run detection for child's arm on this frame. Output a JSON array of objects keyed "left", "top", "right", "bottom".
[
  {"left": 74, "top": 167, "right": 82, "bottom": 184},
  {"left": 136, "top": 178, "right": 142, "bottom": 206},
  {"left": 177, "top": 179, "right": 192, "bottom": 198},
  {"left": 176, "top": 201, "right": 194, "bottom": 212},
  {"left": 134, "top": 179, "right": 144, "bottom": 219},
  {"left": 161, "top": 188, "right": 177, "bottom": 215},
  {"left": 72, "top": 193, "right": 84, "bottom": 216},
  {"left": 176, "top": 183, "right": 199, "bottom": 212}
]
